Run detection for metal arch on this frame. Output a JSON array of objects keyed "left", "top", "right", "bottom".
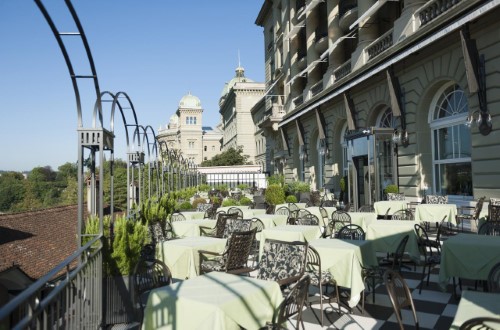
[
  {"left": 34, "top": 0, "right": 101, "bottom": 127},
  {"left": 110, "top": 91, "right": 140, "bottom": 150}
]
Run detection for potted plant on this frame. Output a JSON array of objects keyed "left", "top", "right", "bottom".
[
  {"left": 264, "top": 184, "right": 285, "bottom": 207},
  {"left": 83, "top": 214, "right": 149, "bottom": 326}
]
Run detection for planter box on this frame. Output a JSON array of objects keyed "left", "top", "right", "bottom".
[{"left": 103, "top": 275, "right": 137, "bottom": 326}]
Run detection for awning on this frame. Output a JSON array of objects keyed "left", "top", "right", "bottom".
[
  {"left": 319, "top": 31, "right": 358, "bottom": 60},
  {"left": 349, "top": 0, "right": 400, "bottom": 30},
  {"left": 285, "top": 24, "right": 305, "bottom": 40},
  {"left": 287, "top": 59, "right": 323, "bottom": 86},
  {"left": 264, "top": 73, "right": 283, "bottom": 95},
  {"left": 460, "top": 28, "right": 479, "bottom": 94},
  {"left": 343, "top": 93, "right": 356, "bottom": 130},
  {"left": 296, "top": 120, "right": 305, "bottom": 146},
  {"left": 315, "top": 108, "right": 326, "bottom": 140},
  {"left": 297, "top": 0, "right": 324, "bottom": 21},
  {"left": 386, "top": 69, "right": 402, "bottom": 117},
  {"left": 279, "top": 127, "right": 290, "bottom": 154}
]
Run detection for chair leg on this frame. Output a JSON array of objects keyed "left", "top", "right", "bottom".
[{"left": 419, "top": 264, "right": 426, "bottom": 294}]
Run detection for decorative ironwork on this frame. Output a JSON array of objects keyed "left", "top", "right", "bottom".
[
  {"left": 334, "top": 60, "right": 352, "bottom": 80},
  {"left": 367, "top": 29, "right": 393, "bottom": 60},
  {"left": 419, "top": 0, "right": 463, "bottom": 26}
]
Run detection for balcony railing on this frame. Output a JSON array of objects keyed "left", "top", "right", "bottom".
[
  {"left": 310, "top": 81, "right": 323, "bottom": 97},
  {"left": 293, "top": 95, "right": 304, "bottom": 107},
  {"left": 272, "top": 104, "right": 286, "bottom": 118},
  {"left": 334, "top": 60, "right": 352, "bottom": 81},
  {"left": 0, "top": 235, "right": 103, "bottom": 329},
  {"left": 366, "top": 28, "right": 394, "bottom": 60},
  {"left": 418, "top": 0, "right": 463, "bottom": 26}
]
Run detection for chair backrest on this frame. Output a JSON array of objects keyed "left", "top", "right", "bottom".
[
  {"left": 288, "top": 203, "right": 300, "bottom": 212},
  {"left": 171, "top": 212, "right": 186, "bottom": 222},
  {"left": 275, "top": 206, "right": 290, "bottom": 216},
  {"left": 337, "top": 224, "right": 365, "bottom": 240},
  {"left": 459, "top": 317, "right": 500, "bottom": 330},
  {"left": 257, "top": 239, "right": 308, "bottom": 286},
  {"left": 473, "top": 196, "right": 486, "bottom": 220},
  {"left": 274, "top": 274, "right": 311, "bottom": 330},
  {"left": 133, "top": 257, "right": 172, "bottom": 316},
  {"left": 223, "top": 217, "right": 250, "bottom": 239},
  {"left": 326, "top": 220, "right": 346, "bottom": 238},
  {"left": 227, "top": 207, "right": 243, "bottom": 219},
  {"left": 489, "top": 204, "right": 500, "bottom": 222},
  {"left": 250, "top": 218, "right": 265, "bottom": 233},
  {"left": 331, "top": 210, "right": 351, "bottom": 223},
  {"left": 487, "top": 262, "right": 500, "bottom": 293},
  {"left": 391, "top": 209, "right": 414, "bottom": 221},
  {"left": 225, "top": 229, "right": 256, "bottom": 272},
  {"left": 213, "top": 212, "right": 235, "bottom": 238},
  {"left": 358, "top": 204, "right": 375, "bottom": 212},
  {"left": 387, "top": 193, "right": 405, "bottom": 201},
  {"left": 318, "top": 206, "right": 329, "bottom": 219},
  {"left": 392, "top": 235, "right": 410, "bottom": 271},
  {"left": 383, "top": 269, "right": 419, "bottom": 330},
  {"left": 296, "top": 209, "right": 311, "bottom": 219},
  {"left": 197, "top": 203, "right": 213, "bottom": 212},
  {"left": 425, "top": 194, "right": 448, "bottom": 204},
  {"left": 414, "top": 224, "right": 438, "bottom": 259},
  {"left": 296, "top": 213, "right": 320, "bottom": 226},
  {"left": 321, "top": 200, "right": 335, "bottom": 207},
  {"left": 478, "top": 221, "right": 500, "bottom": 236}
]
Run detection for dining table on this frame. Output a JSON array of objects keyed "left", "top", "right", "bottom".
[
  {"left": 258, "top": 225, "right": 322, "bottom": 256},
  {"left": 179, "top": 211, "right": 205, "bottom": 220},
  {"left": 254, "top": 214, "right": 288, "bottom": 228},
  {"left": 373, "top": 201, "right": 407, "bottom": 217},
  {"left": 365, "top": 220, "right": 420, "bottom": 261},
  {"left": 306, "top": 206, "right": 337, "bottom": 225},
  {"left": 156, "top": 236, "right": 227, "bottom": 280},
  {"left": 414, "top": 204, "right": 457, "bottom": 225},
  {"left": 309, "top": 238, "right": 378, "bottom": 307},
  {"left": 171, "top": 219, "right": 216, "bottom": 238},
  {"left": 450, "top": 290, "right": 500, "bottom": 329},
  {"left": 346, "top": 212, "right": 378, "bottom": 231},
  {"left": 438, "top": 233, "right": 500, "bottom": 290},
  {"left": 142, "top": 272, "right": 283, "bottom": 330}
]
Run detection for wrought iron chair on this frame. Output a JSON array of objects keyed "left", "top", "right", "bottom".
[
  {"left": 198, "top": 228, "right": 256, "bottom": 275},
  {"left": 304, "top": 246, "right": 339, "bottom": 326},
  {"left": 296, "top": 213, "right": 320, "bottom": 226},
  {"left": 391, "top": 209, "right": 415, "bottom": 220},
  {"left": 264, "top": 274, "right": 311, "bottom": 330},
  {"left": 249, "top": 218, "right": 265, "bottom": 267},
  {"left": 383, "top": 269, "right": 419, "bottom": 330},
  {"left": 386, "top": 192, "right": 405, "bottom": 201},
  {"left": 275, "top": 206, "right": 290, "bottom": 217},
  {"left": 326, "top": 211, "right": 351, "bottom": 238},
  {"left": 321, "top": 200, "right": 335, "bottom": 207},
  {"left": 456, "top": 196, "right": 485, "bottom": 232},
  {"left": 488, "top": 262, "right": 500, "bottom": 293},
  {"left": 425, "top": 194, "right": 448, "bottom": 204},
  {"left": 222, "top": 218, "right": 252, "bottom": 239},
  {"left": 319, "top": 206, "right": 330, "bottom": 221},
  {"left": 414, "top": 224, "right": 441, "bottom": 294},
  {"left": 296, "top": 209, "right": 311, "bottom": 219},
  {"left": 257, "top": 239, "right": 308, "bottom": 287},
  {"left": 199, "top": 212, "right": 237, "bottom": 238},
  {"left": 227, "top": 206, "right": 244, "bottom": 219},
  {"left": 358, "top": 204, "right": 375, "bottom": 212},
  {"left": 337, "top": 224, "right": 365, "bottom": 240},
  {"left": 171, "top": 212, "right": 186, "bottom": 222},
  {"left": 489, "top": 204, "right": 500, "bottom": 222},
  {"left": 133, "top": 257, "right": 172, "bottom": 319},
  {"left": 478, "top": 221, "right": 500, "bottom": 236},
  {"left": 459, "top": 317, "right": 500, "bottom": 330}
]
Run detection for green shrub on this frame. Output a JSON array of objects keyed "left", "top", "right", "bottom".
[
  {"left": 384, "top": 184, "right": 399, "bottom": 194},
  {"left": 218, "top": 184, "right": 229, "bottom": 192},
  {"left": 222, "top": 198, "right": 238, "bottom": 207},
  {"left": 210, "top": 196, "right": 221, "bottom": 205},
  {"left": 192, "top": 197, "right": 208, "bottom": 209},
  {"left": 285, "top": 195, "right": 298, "bottom": 203},
  {"left": 237, "top": 183, "right": 249, "bottom": 190},
  {"left": 198, "top": 184, "right": 211, "bottom": 192},
  {"left": 239, "top": 196, "right": 252, "bottom": 206},
  {"left": 285, "top": 181, "right": 310, "bottom": 194},
  {"left": 178, "top": 201, "right": 193, "bottom": 210},
  {"left": 265, "top": 184, "right": 285, "bottom": 205},
  {"left": 267, "top": 174, "right": 284, "bottom": 186}
]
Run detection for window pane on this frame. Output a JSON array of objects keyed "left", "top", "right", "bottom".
[
  {"left": 436, "top": 162, "right": 472, "bottom": 196},
  {"left": 457, "top": 124, "right": 471, "bottom": 158}
]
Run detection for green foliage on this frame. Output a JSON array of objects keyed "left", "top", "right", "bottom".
[
  {"left": 384, "top": 184, "right": 399, "bottom": 194},
  {"left": 267, "top": 174, "right": 284, "bottom": 186},
  {"left": 239, "top": 196, "right": 252, "bottom": 206},
  {"left": 178, "top": 201, "right": 193, "bottom": 210},
  {"left": 217, "top": 184, "right": 229, "bottom": 192},
  {"left": 210, "top": 196, "right": 221, "bottom": 205},
  {"left": 0, "top": 171, "right": 25, "bottom": 212},
  {"left": 200, "top": 146, "right": 251, "bottom": 166},
  {"left": 192, "top": 197, "right": 207, "bottom": 209},
  {"left": 198, "top": 184, "right": 211, "bottom": 192},
  {"left": 83, "top": 214, "right": 147, "bottom": 276},
  {"left": 265, "top": 184, "right": 285, "bottom": 205},
  {"left": 285, "top": 181, "right": 310, "bottom": 194},
  {"left": 237, "top": 183, "right": 249, "bottom": 190},
  {"left": 222, "top": 198, "right": 238, "bottom": 207},
  {"left": 285, "top": 195, "right": 298, "bottom": 203},
  {"left": 340, "top": 177, "right": 346, "bottom": 192}
]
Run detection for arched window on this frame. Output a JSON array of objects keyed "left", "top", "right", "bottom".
[{"left": 430, "top": 83, "right": 472, "bottom": 197}]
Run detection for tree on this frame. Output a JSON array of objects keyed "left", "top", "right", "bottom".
[
  {"left": 200, "top": 146, "right": 251, "bottom": 166},
  {"left": 0, "top": 172, "right": 25, "bottom": 212}
]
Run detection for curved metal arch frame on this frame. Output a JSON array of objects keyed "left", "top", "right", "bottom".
[{"left": 143, "top": 125, "right": 160, "bottom": 200}]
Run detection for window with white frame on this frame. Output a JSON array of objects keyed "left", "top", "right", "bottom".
[{"left": 430, "top": 83, "right": 472, "bottom": 197}]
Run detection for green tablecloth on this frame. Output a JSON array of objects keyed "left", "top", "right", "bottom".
[
  {"left": 365, "top": 220, "right": 420, "bottom": 261},
  {"left": 179, "top": 211, "right": 205, "bottom": 220},
  {"left": 156, "top": 237, "right": 227, "bottom": 280},
  {"left": 309, "top": 239, "right": 378, "bottom": 307},
  {"left": 373, "top": 201, "right": 407, "bottom": 216},
  {"left": 347, "top": 212, "right": 378, "bottom": 231},
  {"left": 142, "top": 272, "right": 283, "bottom": 330},
  {"left": 172, "top": 219, "right": 216, "bottom": 237},
  {"left": 439, "top": 234, "right": 500, "bottom": 289},
  {"left": 259, "top": 225, "right": 322, "bottom": 256},
  {"left": 414, "top": 204, "right": 457, "bottom": 225},
  {"left": 450, "top": 290, "right": 500, "bottom": 330}
]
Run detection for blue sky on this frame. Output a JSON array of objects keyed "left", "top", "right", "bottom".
[{"left": 0, "top": 1, "right": 265, "bottom": 171}]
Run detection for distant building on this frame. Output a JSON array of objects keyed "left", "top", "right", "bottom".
[
  {"left": 219, "top": 65, "right": 266, "bottom": 164},
  {"left": 157, "top": 92, "right": 222, "bottom": 165}
]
